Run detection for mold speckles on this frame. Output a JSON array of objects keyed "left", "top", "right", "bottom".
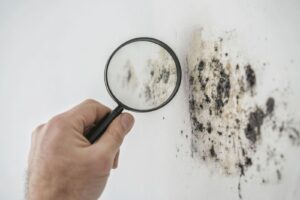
[
  {"left": 215, "top": 67, "right": 231, "bottom": 112},
  {"left": 187, "top": 30, "right": 260, "bottom": 175},
  {"left": 185, "top": 29, "right": 300, "bottom": 199}
]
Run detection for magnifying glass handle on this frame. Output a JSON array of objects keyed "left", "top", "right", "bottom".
[{"left": 85, "top": 105, "right": 124, "bottom": 144}]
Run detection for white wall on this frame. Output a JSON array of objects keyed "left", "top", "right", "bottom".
[{"left": 0, "top": 0, "right": 299, "bottom": 199}]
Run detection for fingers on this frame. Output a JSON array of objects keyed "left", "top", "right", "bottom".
[
  {"left": 65, "top": 99, "right": 111, "bottom": 133},
  {"left": 92, "top": 113, "right": 134, "bottom": 156}
]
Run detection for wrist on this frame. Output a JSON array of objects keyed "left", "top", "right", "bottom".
[{"left": 27, "top": 171, "right": 76, "bottom": 200}]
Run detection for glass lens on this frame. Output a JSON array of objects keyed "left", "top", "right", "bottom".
[{"left": 106, "top": 40, "right": 179, "bottom": 111}]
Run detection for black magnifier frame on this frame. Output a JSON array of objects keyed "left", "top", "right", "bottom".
[
  {"left": 85, "top": 37, "right": 182, "bottom": 143},
  {"left": 105, "top": 37, "right": 182, "bottom": 112}
]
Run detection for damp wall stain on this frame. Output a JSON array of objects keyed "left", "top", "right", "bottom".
[{"left": 183, "top": 29, "right": 300, "bottom": 199}]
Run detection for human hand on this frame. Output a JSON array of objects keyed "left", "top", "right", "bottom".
[{"left": 27, "top": 99, "right": 134, "bottom": 200}]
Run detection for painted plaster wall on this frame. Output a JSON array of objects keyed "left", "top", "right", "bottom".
[{"left": 0, "top": 0, "right": 299, "bottom": 199}]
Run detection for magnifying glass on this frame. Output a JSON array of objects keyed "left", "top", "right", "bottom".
[{"left": 85, "top": 37, "right": 182, "bottom": 143}]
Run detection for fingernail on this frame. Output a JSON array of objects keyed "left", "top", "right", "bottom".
[{"left": 120, "top": 113, "right": 134, "bottom": 131}]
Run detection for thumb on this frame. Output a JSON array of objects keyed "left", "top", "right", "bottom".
[{"left": 93, "top": 113, "right": 134, "bottom": 156}]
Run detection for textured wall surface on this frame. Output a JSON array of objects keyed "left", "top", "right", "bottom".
[{"left": 0, "top": 0, "right": 300, "bottom": 199}]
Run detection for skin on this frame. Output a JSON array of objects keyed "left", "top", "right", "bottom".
[{"left": 26, "top": 99, "right": 134, "bottom": 200}]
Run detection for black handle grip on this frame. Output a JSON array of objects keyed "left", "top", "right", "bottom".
[{"left": 85, "top": 105, "right": 124, "bottom": 143}]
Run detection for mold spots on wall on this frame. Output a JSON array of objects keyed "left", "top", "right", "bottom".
[
  {"left": 185, "top": 29, "right": 300, "bottom": 199},
  {"left": 187, "top": 30, "right": 259, "bottom": 176}
]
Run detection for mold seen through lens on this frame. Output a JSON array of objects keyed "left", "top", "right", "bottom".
[{"left": 121, "top": 48, "right": 177, "bottom": 108}]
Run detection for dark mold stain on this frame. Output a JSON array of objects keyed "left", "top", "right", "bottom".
[
  {"left": 279, "top": 123, "right": 284, "bottom": 132},
  {"left": 198, "top": 60, "right": 205, "bottom": 72},
  {"left": 245, "top": 65, "right": 256, "bottom": 89},
  {"left": 238, "top": 180, "right": 242, "bottom": 199},
  {"left": 150, "top": 70, "right": 154, "bottom": 76},
  {"left": 191, "top": 116, "right": 204, "bottom": 132},
  {"left": 205, "top": 94, "right": 211, "bottom": 103},
  {"left": 160, "top": 68, "right": 170, "bottom": 84},
  {"left": 207, "top": 122, "right": 212, "bottom": 133},
  {"left": 245, "top": 157, "right": 252, "bottom": 167},
  {"left": 215, "top": 68, "right": 231, "bottom": 111},
  {"left": 276, "top": 169, "right": 282, "bottom": 181},
  {"left": 287, "top": 127, "right": 300, "bottom": 145},
  {"left": 127, "top": 68, "right": 132, "bottom": 82},
  {"left": 144, "top": 85, "right": 152, "bottom": 101},
  {"left": 266, "top": 97, "right": 275, "bottom": 115},
  {"left": 244, "top": 108, "right": 265, "bottom": 143},
  {"left": 238, "top": 162, "right": 245, "bottom": 176},
  {"left": 214, "top": 46, "right": 218, "bottom": 52},
  {"left": 210, "top": 145, "right": 217, "bottom": 158}
]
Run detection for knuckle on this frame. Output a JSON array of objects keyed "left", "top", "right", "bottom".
[
  {"left": 47, "top": 114, "right": 68, "bottom": 132},
  {"left": 84, "top": 99, "right": 110, "bottom": 112},
  {"left": 32, "top": 124, "right": 44, "bottom": 137},
  {"left": 33, "top": 124, "right": 44, "bottom": 133},
  {"left": 84, "top": 99, "right": 98, "bottom": 105}
]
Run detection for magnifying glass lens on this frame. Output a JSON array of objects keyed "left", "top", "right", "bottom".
[
  {"left": 106, "top": 41, "right": 179, "bottom": 111},
  {"left": 86, "top": 38, "right": 181, "bottom": 143}
]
